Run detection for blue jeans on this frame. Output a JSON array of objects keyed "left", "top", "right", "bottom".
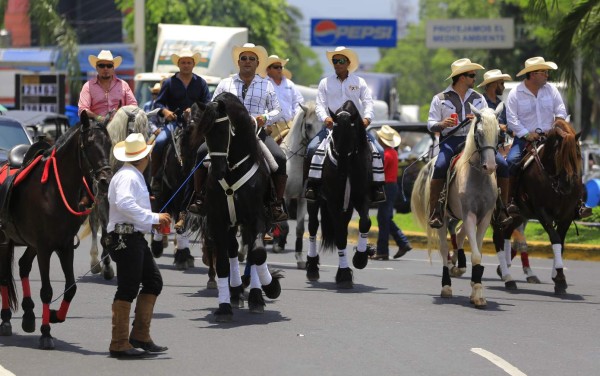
[
  {"left": 376, "top": 183, "right": 410, "bottom": 254},
  {"left": 152, "top": 122, "right": 175, "bottom": 165},
  {"left": 433, "top": 136, "right": 509, "bottom": 179},
  {"left": 506, "top": 137, "right": 528, "bottom": 176}
]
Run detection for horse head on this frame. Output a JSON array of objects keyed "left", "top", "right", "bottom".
[
  {"left": 467, "top": 104, "right": 500, "bottom": 175},
  {"left": 106, "top": 105, "right": 149, "bottom": 169},
  {"left": 330, "top": 100, "right": 363, "bottom": 162},
  {"left": 80, "top": 111, "right": 113, "bottom": 194},
  {"left": 543, "top": 119, "right": 581, "bottom": 191}
]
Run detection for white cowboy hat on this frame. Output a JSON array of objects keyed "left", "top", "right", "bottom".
[
  {"left": 231, "top": 43, "right": 269, "bottom": 75},
  {"left": 260, "top": 54, "right": 289, "bottom": 77},
  {"left": 445, "top": 58, "right": 485, "bottom": 80},
  {"left": 113, "top": 133, "right": 154, "bottom": 163},
  {"left": 477, "top": 69, "right": 513, "bottom": 88},
  {"left": 88, "top": 50, "right": 122, "bottom": 69},
  {"left": 326, "top": 46, "right": 359, "bottom": 73},
  {"left": 149, "top": 82, "right": 161, "bottom": 93},
  {"left": 516, "top": 56, "right": 558, "bottom": 77},
  {"left": 376, "top": 125, "right": 401, "bottom": 148},
  {"left": 171, "top": 49, "right": 201, "bottom": 66}
]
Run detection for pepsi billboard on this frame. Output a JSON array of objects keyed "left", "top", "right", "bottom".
[{"left": 311, "top": 19, "right": 397, "bottom": 47}]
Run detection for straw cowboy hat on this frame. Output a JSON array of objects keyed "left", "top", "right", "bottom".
[
  {"left": 149, "top": 83, "right": 161, "bottom": 94},
  {"left": 260, "top": 54, "right": 289, "bottom": 77},
  {"left": 376, "top": 125, "right": 401, "bottom": 148},
  {"left": 88, "top": 50, "right": 122, "bottom": 69},
  {"left": 516, "top": 56, "right": 558, "bottom": 77},
  {"left": 113, "top": 133, "right": 154, "bottom": 163},
  {"left": 232, "top": 43, "right": 269, "bottom": 74},
  {"left": 446, "top": 58, "right": 484, "bottom": 80},
  {"left": 326, "top": 46, "right": 359, "bottom": 73},
  {"left": 171, "top": 49, "right": 201, "bottom": 65},
  {"left": 282, "top": 68, "right": 292, "bottom": 80},
  {"left": 477, "top": 69, "right": 512, "bottom": 88}
]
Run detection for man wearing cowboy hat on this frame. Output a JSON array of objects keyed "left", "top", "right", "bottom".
[
  {"left": 304, "top": 46, "right": 384, "bottom": 203},
  {"left": 263, "top": 54, "right": 304, "bottom": 143},
  {"left": 78, "top": 50, "right": 137, "bottom": 122},
  {"left": 106, "top": 133, "right": 171, "bottom": 358},
  {"left": 188, "top": 43, "right": 288, "bottom": 222},
  {"left": 151, "top": 48, "right": 211, "bottom": 232},
  {"left": 143, "top": 82, "right": 162, "bottom": 134},
  {"left": 371, "top": 125, "right": 412, "bottom": 260},
  {"left": 505, "top": 57, "right": 591, "bottom": 218},
  {"left": 426, "top": 58, "right": 512, "bottom": 229}
]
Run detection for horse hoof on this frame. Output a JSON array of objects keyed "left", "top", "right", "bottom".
[
  {"left": 472, "top": 299, "right": 487, "bottom": 309},
  {"left": 49, "top": 310, "right": 65, "bottom": 324},
  {"left": 214, "top": 303, "right": 233, "bottom": 322},
  {"left": 352, "top": 249, "right": 368, "bottom": 270},
  {"left": 0, "top": 322, "right": 12, "bottom": 336},
  {"left": 496, "top": 265, "right": 502, "bottom": 278},
  {"left": 186, "top": 256, "right": 195, "bottom": 269},
  {"left": 230, "top": 285, "right": 245, "bottom": 308},
  {"left": 440, "top": 286, "right": 452, "bottom": 298},
  {"left": 262, "top": 278, "right": 281, "bottom": 300},
  {"left": 90, "top": 263, "right": 102, "bottom": 275},
  {"left": 22, "top": 310, "right": 36, "bottom": 333},
  {"left": 248, "top": 288, "right": 265, "bottom": 313},
  {"left": 103, "top": 265, "right": 115, "bottom": 280},
  {"left": 39, "top": 335, "right": 55, "bottom": 350},
  {"left": 207, "top": 279, "right": 217, "bottom": 290},
  {"left": 335, "top": 267, "right": 353, "bottom": 289},
  {"left": 306, "top": 255, "right": 320, "bottom": 281},
  {"left": 151, "top": 240, "right": 164, "bottom": 258},
  {"left": 450, "top": 266, "right": 465, "bottom": 278},
  {"left": 505, "top": 280, "right": 518, "bottom": 291},
  {"left": 526, "top": 276, "right": 541, "bottom": 284}
]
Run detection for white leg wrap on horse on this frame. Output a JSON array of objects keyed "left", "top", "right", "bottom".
[
  {"left": 370, "top": 141, "right": 384, "bottom": 182},
  {"left": 229, "top": 257, "right": 242, "bottom": 287},
  {"left": 552, "top": 243, "right": 563, "bottom": 269},
  {"left": 217, "top": 277, "right": 230, "bottom": 304},
  {"left": 338, "top": 248, "right": 349, "bottom": 268},
  {"left": 497, "top": 250, "right": 510, "bottom": 278},
  {"left": 503, "top": 239, "right": 512, "bottom": 266},
  {"left": 177, "top": 235, "right": 189, "bottom": 249},
  {"left": 250, "top": 265, "right": 261, "bottom": 289},
  {"left": 308, "top": 236, "right": 318, "bottom": 257},
  {"left": 256, "top": 262, "right": 272, "bottom": 286},
  {"left": 357, "top": 233, "right": 368, "bottom": 252}
]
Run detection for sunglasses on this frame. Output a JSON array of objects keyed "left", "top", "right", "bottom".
[
  {"left": 239, "top": 56, "right": 257, "bottom": 62},
  {"left": 532, "top": 70, "right": 549, "bottom": 75},
  {"left": 463, "top": 73, "right": 476, "bottom": 78},
  {"left": 97, "top": 63, "right": 114, "bottom": 69},
  {"left": 270, "top": 65, "right": 283, "bottom": 70},
  {"left": 332, "top": 58, "right": 348, "bottom": 65}
]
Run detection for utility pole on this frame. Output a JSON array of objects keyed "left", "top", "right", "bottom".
[{"left": 134, "top": 0, "right": 145, "bottom": 74}]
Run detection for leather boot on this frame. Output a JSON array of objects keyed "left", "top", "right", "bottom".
[
  {"left": 271, "top": 174, "right": 288, "bottom": 223},
  {"left": 188, "top": 167, "right": 207, "bottom": 215},
  {"left": 576, "top": 200, "right": 593, "bottom": 219},
  {"left": 129, "top": 294, "right": 168, "bottom": 353},
  {"left": 370, "top": 184, "right": 386, "bottom": 203},
  {"left": 110, "top": 300, "right": 146, "bottom": 357},
  {"left": 495, "top": 177, "right": 515, "bottom": 228},
  {"left": 505, "top": 176, "right": 519, "bottom": 214},
  {"left": 304, "top": 178, "right": 319, "bottom": 202},
  {"left": 428, "top": 178, "right": 445, "bottom": 229}
]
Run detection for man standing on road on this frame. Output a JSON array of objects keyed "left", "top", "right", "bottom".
[{"left": 78, "top": 50, "right": 137, "bottom": 122}]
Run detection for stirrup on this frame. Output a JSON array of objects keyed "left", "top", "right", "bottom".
[
  {"left": 271, "top": 203, "right": 288, "bottom": 223},
  {"left": 370, "top": 186, "right": 386, "bottom": 203},
  {"left": 305, "top": 187, "right": 317, "bottom": 202},
  {"left": 188, "top": 196, "right": 205, "bottom": 215},
  {"left": 428, "top": 211, "right": 444, "bottom": 229},
  {"left": 174, "top": 211, "right": 186, "bottom": 234}
]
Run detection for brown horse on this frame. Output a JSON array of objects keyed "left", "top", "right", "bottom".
[
  {"left": 493, "top": 119, "right": 583, "bottom": 294},
  {"left": 0, "top": 112, "right": 113, "bottom": 349}
]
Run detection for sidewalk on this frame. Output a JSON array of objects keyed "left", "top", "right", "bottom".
[{"left": 349, "top": 222, "right": 600, "bottom": 262}]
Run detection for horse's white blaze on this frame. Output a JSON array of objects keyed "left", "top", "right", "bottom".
[{"left": 471, "top": 348, "right": 527, "bottom": 376}]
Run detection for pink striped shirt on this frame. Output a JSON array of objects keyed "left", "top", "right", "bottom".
[{"left": 77, "top": 76, "right": 137, "bottom": 117}]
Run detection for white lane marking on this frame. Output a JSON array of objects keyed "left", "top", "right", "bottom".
[
  {"left": 471, "top": 348, "right": 527, "bottom": 376},
  {"left": 0, "top": 364, "right": 16, "bottom": 376}
]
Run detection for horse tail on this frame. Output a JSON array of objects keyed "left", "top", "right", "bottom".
[
  {"left": 1, "top": 242, "right": 18, "bottom": 311},
  {"left": 79, "top": 217, "right": 91, "bottom": 240},
  {"left": 411, "top": 159, "right": 439, "bottom": 260},
  {"left": 319, "top": 202, "right": 336, "bottom": 252}
]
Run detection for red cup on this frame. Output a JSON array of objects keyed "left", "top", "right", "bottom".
[
  {"left": 159, "top": 222, "right": 170, "bottom": 235},
  {"left": 450, "top": 113, "right": 458, "bottom": 126}
]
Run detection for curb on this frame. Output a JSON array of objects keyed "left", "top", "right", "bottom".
[{"left": 348, "top": 222, "right": 600, "bottom": 262}]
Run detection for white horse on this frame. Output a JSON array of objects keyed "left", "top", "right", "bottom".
[
  {"left": 82, "top": 105, "right": 150, "bottom": 279},
  {"left": 411, "top": 105, "right": 503, "bottom": 308},
  {"left": 278, "top": 102, "right": 320, "bottom": 268}
]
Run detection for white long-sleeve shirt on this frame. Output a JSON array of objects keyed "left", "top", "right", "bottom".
[
  {"left": 267, "top": 76, "right": 304, "bottom": 122},
  {"left": 315, "top": 73, "right": 374, "bottom": 123},
  {"left": 506, "top": 81, "right": 567, "bottom": 138},
  {"left": 107, "top": 164, "right": 159, "bottom": 234}
]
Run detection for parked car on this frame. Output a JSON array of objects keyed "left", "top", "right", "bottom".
[
  {"left": 0, "top": 116, "right": 33, "bottom": 165},
  {"left": 5, "top": 110, "right": 71, "bottom": 145},
  {"left": 367, "top": 120, "right": 436, "bottom": 213}
]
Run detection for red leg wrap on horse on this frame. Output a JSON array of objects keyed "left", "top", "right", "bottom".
[
  {"left": 1, "top": 286, "right": 9, "bottom": 309},
  {"left": 21, "top": 278, "right": 31, "bottom": 298},
  {"left": 57, "top": 300, "right": 70, "bottom": 321},
  {"left": 42, "top": 303, "right": 50, "bottom": 326},
  {"left": 451, "top": 234, "right": 457, "bottom": 250},
  {"left": 521, "top": 252, "right": 530, "bottom": 268}
]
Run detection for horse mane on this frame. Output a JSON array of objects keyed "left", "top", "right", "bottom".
[
  {"left": 458, "top": 108, "right": 498, "bottom": 168},
  {"left": 213, "top": 92, "right": 260, "bottom": 162},
  {"left": 106, "top": 105, "right": 149, "bottom": 169},
  {"left": 548, "top": 118, "right": 580, "bottom": 179},
  {"left": 45, "top": 122, "right": 79, "bottom": 157}
]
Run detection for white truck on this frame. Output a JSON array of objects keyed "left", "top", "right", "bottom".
[{"left": 134, "top": 24, "right": 248, "bottom": 104}]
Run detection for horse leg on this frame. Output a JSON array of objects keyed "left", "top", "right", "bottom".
[
  {"left": 36, "top": 250, "right": 56, "bottom": 349},
  {"left": 438, "top": 227, "right": 452, "bottom": 298},
  {"left": 202, "top": 237, "right": 217, "bottom": 290},
  {"left": 464, "top": 213, "right": 487, "bottom": 309},
  {"left": 512, "top": 223, "right": 540, "bottom": 283},
  {"left": 100, "top": 227, "right": 114, "bottom": 280},
  {"left": 493, "top": 222, "right": 517, "bottom": 290},
  {"left": 450, "top": 222, "right": 467, "bottom": 277},
  {"left": 249, "top": 233, "right": 282, "bottom": 301},
  {"left": 551, "top": 221, "right": 571, "bottom": 295},
  {"left": 227, "top": 230, "right": 244, "bottom": 308},
  {"left": 0, "top": 240, "right": 17, "bottom": 336},
  {"left": 335, "top": 214, "right": 353, "bottom": 289},
  {"left": 294, "top": 197, "right": 307, "bottom": 269},
  {"left": 173, "top": 234, "right": 193, "bottom": 270},
  {"left": 351, "top": 206, "right": 371, "bottom": 270},
  {"left": 89, "top": 211, "right": 102, "bottom": 274},
  {"left": 213, "top": 230, "right": 233, "bottom": 322},
  {"left": 18, "top": 247, "right": 37, "bottom": 333},
  {"left": 272, "top": 221, "right": 289, "bottom": 253},
  {"left": 50, "top": 247, "right": 77, "bottom": 325},
  {"left": 305, "top": 200, "right": 320, "bottom": 281},
  {"left": 150, "top": 232, "right": 164, "bottom": 258}
]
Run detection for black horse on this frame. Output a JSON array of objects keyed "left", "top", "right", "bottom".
[
  {"left": 493, "top": 119, "right": 584, "bottom": 294},
  {"left": 0, "top": 112, "right": 112, "bottom": 349},
  {"left": 191, "top": 92, "right": 281, "bottom": 322},
  {"left": 305, "top": 100, "right": 372, "bottom": 289}
]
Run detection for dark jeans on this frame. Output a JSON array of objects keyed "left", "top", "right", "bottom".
[
  {"left": 376, "top": 183, "right": 409, "bottom": 254},
  {"left": 108, "top": 232, "right": 163, "bottom": 302}
]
